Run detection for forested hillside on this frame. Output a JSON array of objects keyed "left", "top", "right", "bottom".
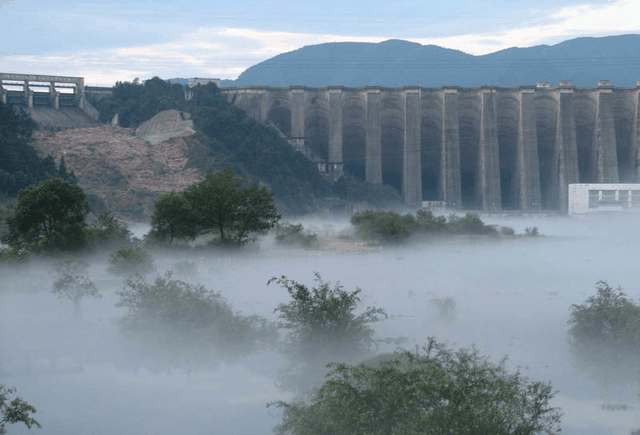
[
  {"left": 89, "top": 78, "right": 332, "bottom": 213},
  {"left": 0, "top": 101, "right": 77, "bottom": 197}
]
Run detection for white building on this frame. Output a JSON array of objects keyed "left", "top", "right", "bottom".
[{"left": 568, "top": 183, "right": 640, "bottom": 215}]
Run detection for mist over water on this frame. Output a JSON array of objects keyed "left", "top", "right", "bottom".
[{"left": 2, "top": 212, "right": 640, "bottom": 435}]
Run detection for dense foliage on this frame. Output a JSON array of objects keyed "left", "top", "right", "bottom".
[
  {"left": 115, "top": 272, "right": 278, "bottom": 368},
  {"left": 274, "top": 222, "right": 318, "bottom": 248},
  {"left": 0, "top": 385, "right": 41, "bottom": 434},
  {"left": 85, "top": 211, "right": 132, "bottom": 250},
  {"left": 90, "top": 78, "right": 331, "bottom": 213},
  {"left": 270, "top": 273, "right": 386, "bottom": 390},
  {"left": 0, "top": 101, "right": 76, "bottom": 197},
  {"left": 270, "top": 337, "right": 562, "bottom": 435},
  {"left": 107, "top": 245, "right": 155, "bottom": 276},
  {"left": 150, "top": 167, "right": 280, "bottom": 246},
  {"left": 351, "top": 210, "right": 499, "bottom": 243},
  {"left": 2, "top": 178, "right": 90, "bottom": 252},
  {"left": 567, "top": 281, "right": 640, "bottom": 385}
]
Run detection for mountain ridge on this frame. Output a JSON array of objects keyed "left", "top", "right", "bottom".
[{"left": 209, "top": 34, "right": 640, "bottom": 88}]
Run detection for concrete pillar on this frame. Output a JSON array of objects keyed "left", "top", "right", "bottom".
[
  {"left": 403, "top": 86, "right": 422, "bottom": 206},
  {"left": 477, "top": 88, "right": 501, "bottom": 210},
  {"left": 516, "top": 88, "right": 541, "bottom": 210},
  {"left": 366, "top": 86, "right": 382, "bottom": 184},
  {"left": 634, "top": 88, "right": 640, "bottom": 182},
  {"left": 328, "top": 86, "right": 343, "bottom": 164},
  {"left": 25, "top": 80, "right": 33, "bottom": 108},
  {"left": 555, "top": 89, "right": 579, "bottom": 212},
  {"left": 259, "top": 90, "right": 268, "bottom": 123},
  {"left": 50, "top": 82, "right": 59, "bottom": 109},
  {"left": 440, "top": 88, "right": 461, "bottom": 209},
  {"left": 0, "top": 81, "right": 6, "bottom": 104},
  {"left": 594, "top": 88, "right": 619, "bottom": 182},
  {"left": 290, "top": 87, "right": 306, "bottom": 149}
]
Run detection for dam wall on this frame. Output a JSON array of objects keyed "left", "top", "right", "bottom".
[{"left": 222, "top": 81, "right": 640, "bottom": 211}]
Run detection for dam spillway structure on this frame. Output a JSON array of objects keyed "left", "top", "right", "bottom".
[
  {"left": 0, "top": 73, "right": 99, "bottom": 129},
  {"left": 221, "top": 80, "right": 640, "bottom": 212}
]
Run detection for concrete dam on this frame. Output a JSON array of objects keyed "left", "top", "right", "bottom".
[{"left": 222, "top": 81, "right": 640, "bottom": 211}]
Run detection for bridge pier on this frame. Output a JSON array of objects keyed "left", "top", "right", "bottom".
[{"left": 290, "top": 87, "right": 306, "bottom": 151}]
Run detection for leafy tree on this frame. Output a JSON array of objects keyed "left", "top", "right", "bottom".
[
  {"left": 85, "top": 211, "right": 132, "bottom": 250},
  {"left": 567, "top": 281, "right": 640, "bottom": 385},
  {"left": 107, "top": 245, "right": 155, "bottom": 276},
  {"left": 51, "top": 258, "right": 101, "bottom": 314},
  {"left": 270, "top": 337, "right": 562, "bottom": 435},
  {"left": 148, "top": 192, "right": 197, "bottom": 245},
  {"left": 2, "top": 178, "right": 89, "bottom": 252},
  {"left": 184, "top": 167, "right": 280, "bottom": 245},
  {"left": 115, "top": 272, "right": 277, "bottom": 368},
  {"left": 0, "top": 385, "right": 41, "bottom": 434},
  {"left": 270, "top": 273, "right": 386, "bottom": 390}
]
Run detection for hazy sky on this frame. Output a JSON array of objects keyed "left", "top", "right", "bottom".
[{"left": 1, "top": 0, "right": 639, "bottom": 86}]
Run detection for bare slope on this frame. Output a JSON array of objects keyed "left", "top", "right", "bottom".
[{"left": 32, "top": 114, "right": 202, "bottom": 222}]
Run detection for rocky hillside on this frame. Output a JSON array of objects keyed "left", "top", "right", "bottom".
[{"left": 31, "top": 110, "right": 202, "bottom": 222}]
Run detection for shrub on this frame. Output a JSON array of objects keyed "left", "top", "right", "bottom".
[
  {"left": 447, "top": 212, "right": 498, "bottom": 236},
  {"left": 274, "top": 222, "right": 318, "bottom": 248},
  {"left": 500, "top": 226, "right": 516, "bottom": 236},
  {"left": 567, "top": 280, "right": 640, "bottom": 385},
  {"left": 415, "top": 209, "right": 448, "bottom": 233},
  {"left": 350, "top": 210, "right": 416, "bottom": 243},
  {"left": 0, "top": 385, "right": 41, "bottom": 434},
  {"left": 270, "top": 273, "right": 386, "bottom": 390},
  {"left": 51, "top": 258, "right": 101, "bottom": 314},
  {"left": 107, "top": 245, "right": 155, "bottom": 276},
  {"left": 116, "top": 272, "right": 277, "bottom": 368},
  {"left": 525, "top": 226, "right": 540, "bottom": 236},
  {"left": 270, "top": 337, "right": 562, "bottom": 435}
]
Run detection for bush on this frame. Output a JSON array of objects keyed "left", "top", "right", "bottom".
[
  {"left": 525, "top": 226, "right": 540, "bottom": 236},
  {"left": 270, "top": 273, "right": 386, "bottom": 390},
  {"left": 270, "top": 337, "right": 562, "bottom": 435},
  {"left": 567, "top": 280, "right": 640, "bottom": 385},
  {"left": 0, "top": 245, "right": 30, "bottom": 266},
  {"left": 274, "top": 222, "right": 318, "bottom": 248},
  {"left": 107, "top": 245, "right": 155, "bottom": 276},
  {"left": 500, "top": 226, "right": 516, "bottom": 236},
  {"left": 447, "top": 212, "right": 498, "bottom": 236},
  {"left": 51, "top": 258, "right": 101, "bottom": 314},
  {"left": 350, "top": 210, "right": 416, "bottom": 243},
  {"left": 115, "top": 272, "right": 277, "bottom": 368}
]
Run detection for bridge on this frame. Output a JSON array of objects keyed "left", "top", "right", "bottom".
[{"left": 221, "top": 81, "right": 640, "bottom": 211}]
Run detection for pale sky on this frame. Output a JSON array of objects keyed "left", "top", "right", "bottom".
[{"left": 1, "top": 0, "right": 639, "bottom": 86}]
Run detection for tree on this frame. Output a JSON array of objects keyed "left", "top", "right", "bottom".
[
  {"left": 3, "top": 178, "right": 89, "bottom": 252},
  {"left": 107, "top": 245, "right": 155, "bottom": 276},
  {"left": 270, "top": 337, "right": 562, "bottom": 435},
  {"left": 184, "top": 167, "right": 280, "bottom": 245},
  {"left": 0, "top": 385, "right": 41, "bottom": 434},
  {"left": 567, "top": 280, "right": 640, "bottom": 386},
  {"left": 85, "top": 211, "right": 132, "bottom": 250},
  {"left": 51, "top": 258, "right": 101, "bottom": 315},
  {"left": 270, "top": 273, "right": 386, "bottom": 390},
  {"left": 148, "top": 192, "right": 197, "bottom": 245}
]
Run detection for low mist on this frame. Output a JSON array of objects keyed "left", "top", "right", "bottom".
[{"left": 2, "top": 212, "right": 640, "bottom": 435}]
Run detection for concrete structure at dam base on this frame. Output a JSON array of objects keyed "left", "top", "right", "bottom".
[{"left": 222, "top": 81, "right": 640, "bottom": 213}]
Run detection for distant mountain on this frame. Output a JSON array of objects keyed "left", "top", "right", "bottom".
[{"left": 222, "top": 35, "right": 640, "bottom": 88}]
